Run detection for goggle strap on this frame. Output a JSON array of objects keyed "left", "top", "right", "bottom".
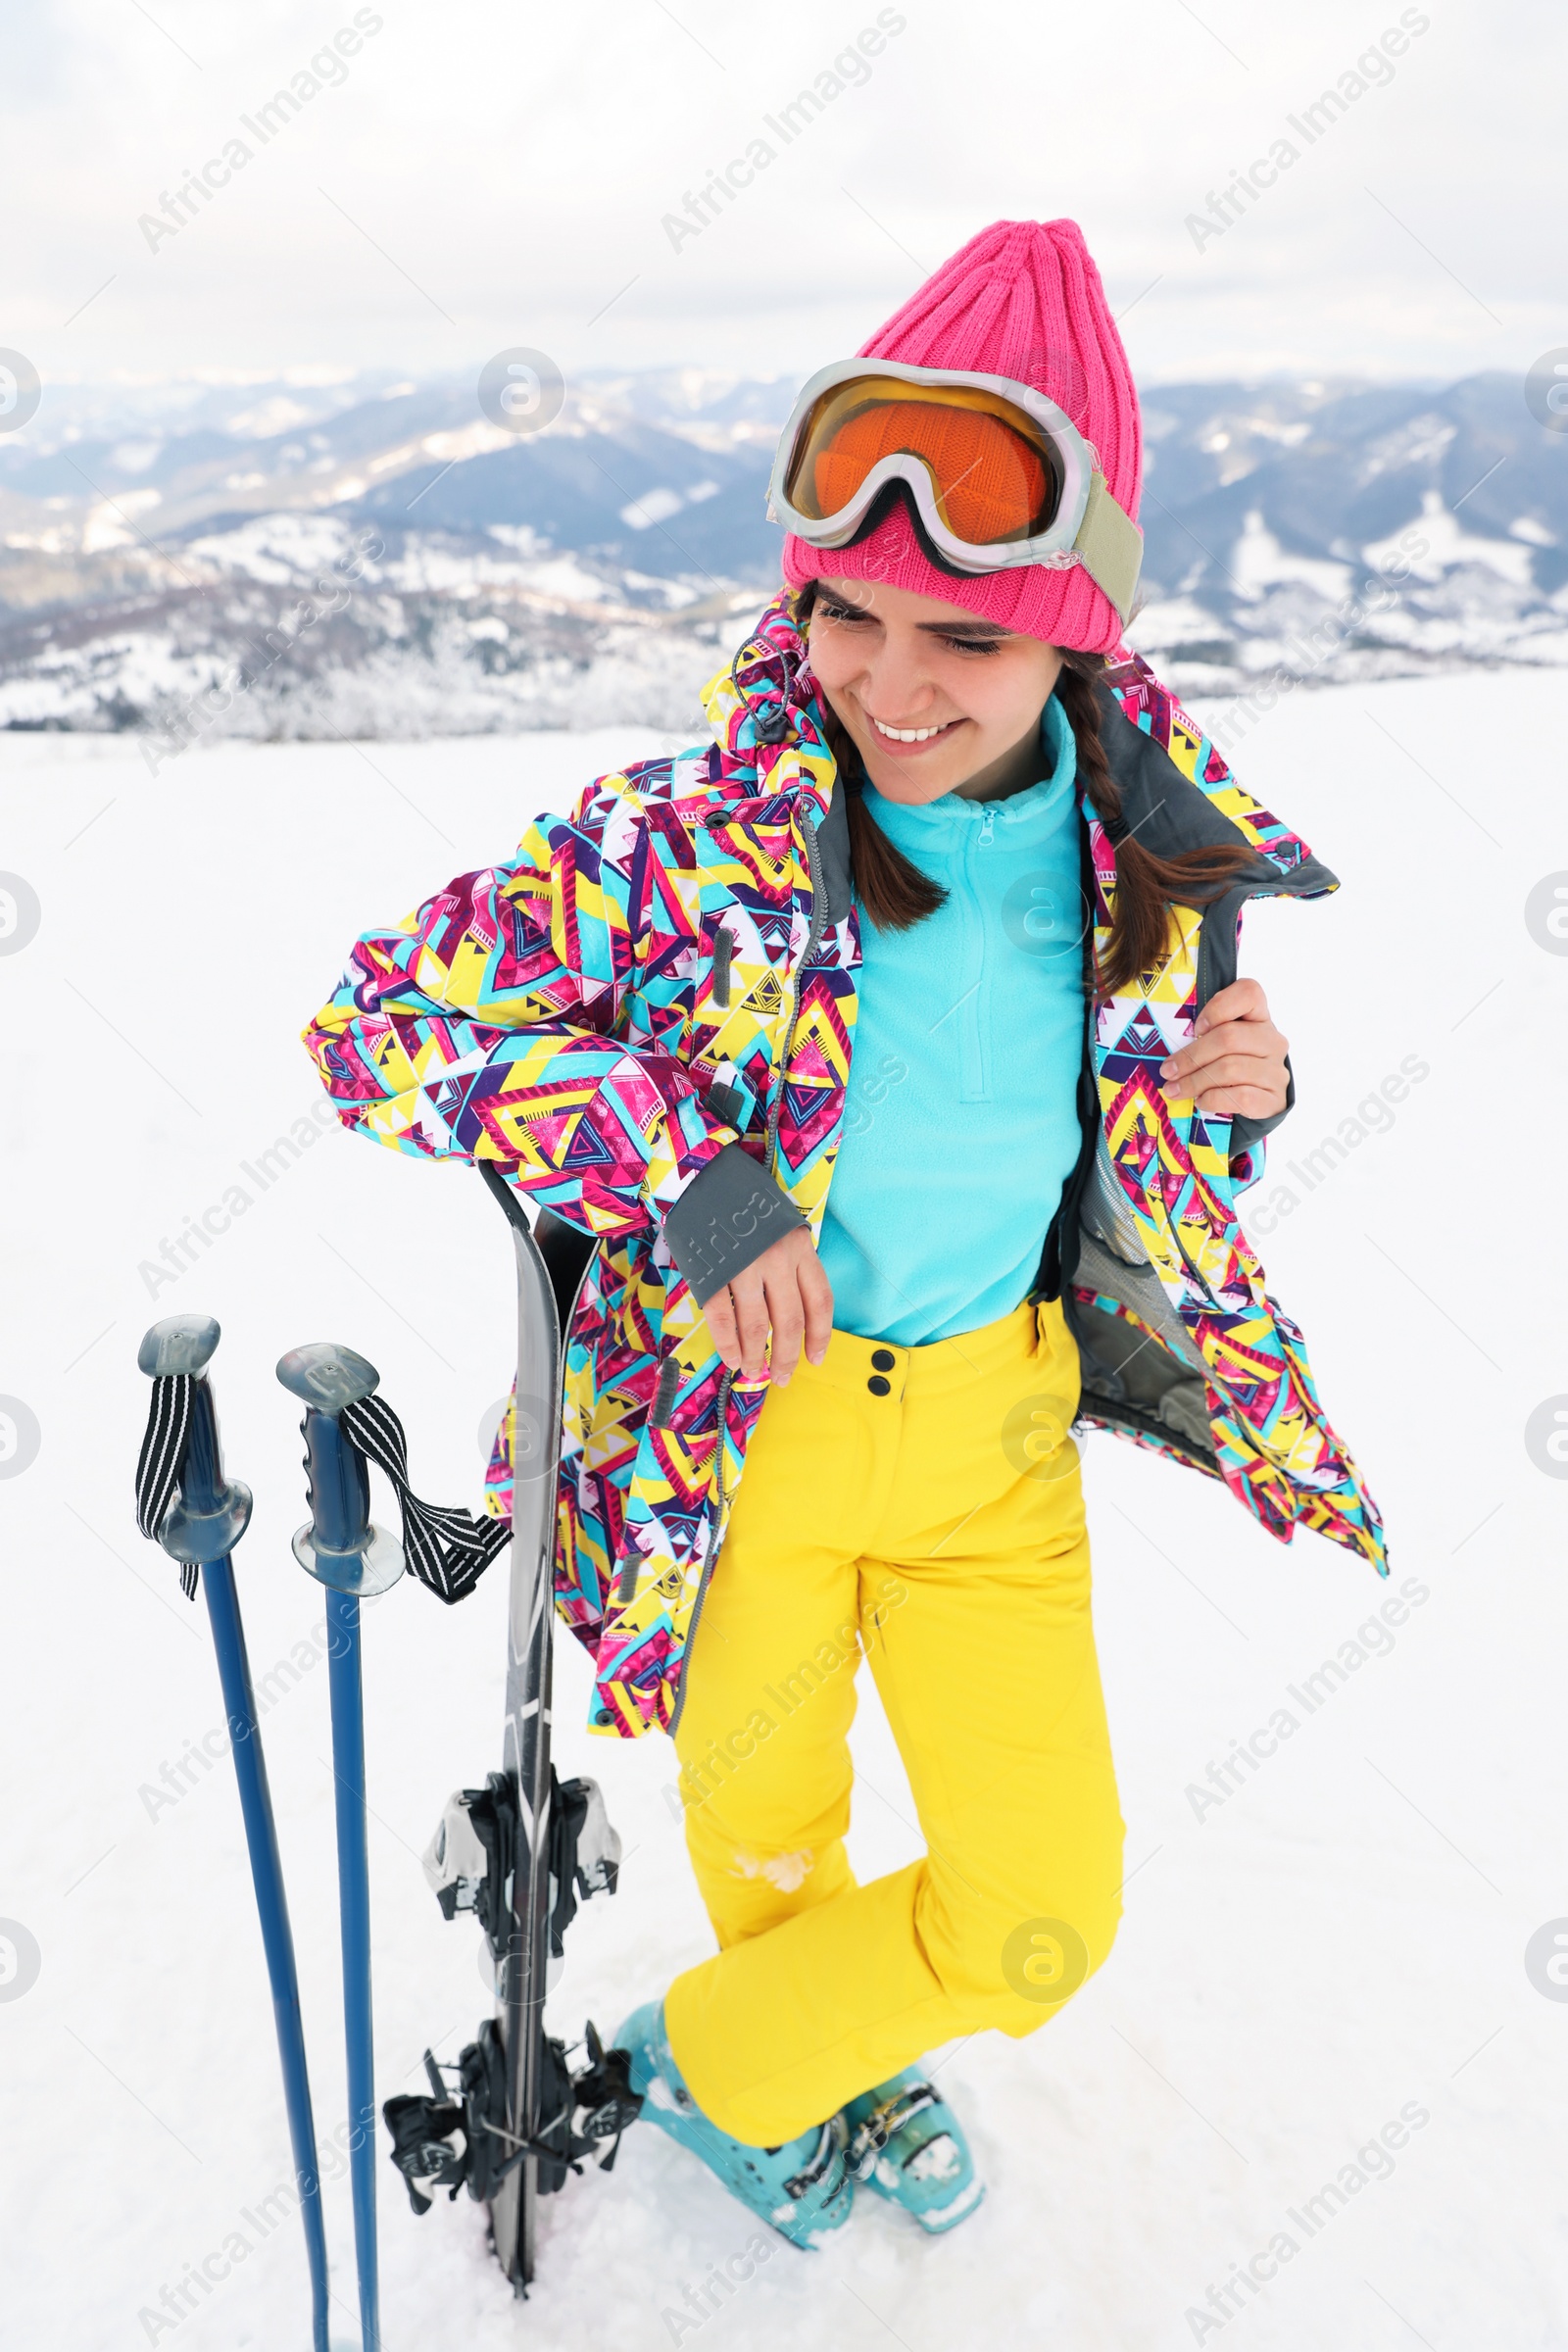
[{"left": 1075, "top": 471, "right": 1142, "bottom": 627}]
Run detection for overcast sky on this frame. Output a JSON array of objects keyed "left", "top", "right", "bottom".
[{"left": 7, "top": 0, "right": 1562, "bottom": 396}]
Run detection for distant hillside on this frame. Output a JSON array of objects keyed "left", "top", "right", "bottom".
[{"left": 1, "top": 367, "right": 1562, "bottom": 743}]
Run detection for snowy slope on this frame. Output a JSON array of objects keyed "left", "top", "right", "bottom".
[{"left": 1, "top": 681, "right": 1564, "bottom": 2351}]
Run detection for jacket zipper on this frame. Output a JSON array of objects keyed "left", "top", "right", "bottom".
[
  {"left": 1164, "top": 868, "right": 1324, "bottom": 1305},
  {"left": 671, "top": 802, "right": 825, "bottom": 1734},
  {"left": 761, "top": 806, "right": 826, "bottom": 1176},
  {"left": 1048, "top": 851, "right": 1307, "bottom": 1311},
  {"left": 955, "top": 803, "right": 991, "bottom": 1102},
  {"left": 1071, "top": 858, "right": 1327, "bottom": 1465}
]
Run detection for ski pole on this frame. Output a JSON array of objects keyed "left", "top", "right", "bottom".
[
  {"left": 135, "top": 1314, "right": 331, "bottom": 2352},
  {"left": 276, "top": 1344, "right": 405, "bottom": 2352}
]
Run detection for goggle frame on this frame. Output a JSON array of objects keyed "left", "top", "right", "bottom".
[{"left": 767, "top": 358, "right": 1142, "bottom": 624}]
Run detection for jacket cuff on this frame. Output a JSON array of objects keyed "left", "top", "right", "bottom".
[{"left": 662, "top": 1142, "right": 808, "bottom": 1305}]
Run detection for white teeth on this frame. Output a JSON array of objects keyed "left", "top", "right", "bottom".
[{"left": 870, "top": 716, "right": 949, "bottom": 743}]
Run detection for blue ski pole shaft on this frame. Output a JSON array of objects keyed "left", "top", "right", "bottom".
[
  {"left": 277, "top": 1342, "right": 404, "bottom": 2352},
  {"left": 137, "top": 1315, "right": 330, "bottom": 2352},
  {"left": 202, "top": 1554, "right": 333, "bottom": 2352},
  {"left": 326, "top": 1585, "right": 378, "bottom": 2352}
]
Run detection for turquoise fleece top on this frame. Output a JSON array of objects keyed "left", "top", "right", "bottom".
[{"left": 816, "top": 693, "right": 1086, "bottom": 1347}]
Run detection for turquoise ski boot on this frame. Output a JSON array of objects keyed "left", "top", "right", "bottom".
[
  {"left": 614, "top": 2001, "right": 855, "bottom": 2250},
  {"left": 842, "top": 2069, "right": 984, "bottom": 2233}
]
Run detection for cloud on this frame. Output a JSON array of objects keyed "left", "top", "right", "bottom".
[{"left": 10, "top": 0, "right": 1566, "bottom": 386}]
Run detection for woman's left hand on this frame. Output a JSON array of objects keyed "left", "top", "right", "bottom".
[{"left": 1159, "top": 978, "right": 1290, "bottom": 1118}]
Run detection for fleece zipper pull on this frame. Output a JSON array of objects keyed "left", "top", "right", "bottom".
[{"left": 977, "top": 805, "right": 996, "bottom": 847}]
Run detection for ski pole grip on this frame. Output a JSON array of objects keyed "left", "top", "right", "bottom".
[
  {"left": 137, "top": 1315, "right": 253, "bottom": 1565},
  {"left": 276, "top": 1343, "right": 404, "bottom": 1597},
  {"left": 275, "top": 1341, "right": 381, "bottom": 1420},
  {"left": 138, "top": 1311, "right": 221, "bottom": 1379}
]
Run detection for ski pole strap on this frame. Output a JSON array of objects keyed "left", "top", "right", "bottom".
[
  {"left": 135, "top": 1372, "right": 199, "bottom": 1598},
  {"left": 336, "top": 1394, "right": 512, "bottom": 1606}
]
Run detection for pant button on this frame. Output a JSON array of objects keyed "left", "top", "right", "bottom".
[
  {"left": 870, "top": 1348, "right": 896, "bottom": 1372},
  {"left": 866, "top": 1374, "right": 891, "bottom": 1396}
]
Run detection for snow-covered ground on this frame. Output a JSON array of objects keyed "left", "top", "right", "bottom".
[{"left": 2, "top": 678, "right": 1564, "bottom": 2351}]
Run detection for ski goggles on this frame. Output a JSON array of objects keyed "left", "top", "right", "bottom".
[{"left": 768, "top": 359, "right": 1143, "bottom": 624}]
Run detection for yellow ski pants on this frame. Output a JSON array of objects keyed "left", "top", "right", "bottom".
[{"left": 663, "top": 1296, "right": 1125, "bottom": 2146}]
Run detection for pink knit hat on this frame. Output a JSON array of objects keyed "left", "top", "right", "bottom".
[{"left": 781, "top": 218, "right": 1142, "bottom": 656}]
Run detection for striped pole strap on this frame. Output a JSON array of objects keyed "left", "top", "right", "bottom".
[
  {"left": 135, "top": 1373, "right": 199, "bottom": 1598},
  {"left": 337, "top": 1394, "right": 512, "bottom": 1606}
]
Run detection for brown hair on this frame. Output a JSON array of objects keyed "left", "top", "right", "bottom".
[{"left": 795, "top": 583, "right": 1253, "bottom": 998}]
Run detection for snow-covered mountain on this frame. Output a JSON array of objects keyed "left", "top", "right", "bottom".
[{"left": 1, "top": 368, "right": 1563, "bottom": 742}]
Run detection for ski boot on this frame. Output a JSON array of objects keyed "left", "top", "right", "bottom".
[
  {"left": 614, "top": 2000, "right": 855, "bottom": 2250},
  {"left": 842, "top": 2068, "right": 984, "bottom": 2233}
]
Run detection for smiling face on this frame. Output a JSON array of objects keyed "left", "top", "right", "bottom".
[{"left": 805, "top": 575, "right": 1065, "bottom": 805}]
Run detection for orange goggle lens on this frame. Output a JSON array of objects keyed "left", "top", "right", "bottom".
[{"left": 785, "top": 378, "right": 1060, "bottom": 546}]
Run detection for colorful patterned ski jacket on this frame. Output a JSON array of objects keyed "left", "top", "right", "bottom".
[{"left": 305, "top": 594, "right": 1386, "bottom": 1740}]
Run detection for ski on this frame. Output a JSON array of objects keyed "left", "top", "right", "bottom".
[
  {"left": 365, "top": 1168, "right": 638, "bottom": 2284},
  {"left": 476, "top": 1160, "right": 596, "bottom": 2288}
]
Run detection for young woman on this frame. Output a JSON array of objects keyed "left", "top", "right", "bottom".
[{"left": 306, "top": 219, "right": 1384, "bottom": 2248}]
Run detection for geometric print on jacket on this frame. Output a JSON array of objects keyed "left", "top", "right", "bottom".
[{"left": 304, "top": 592, "right": 1385, "bottom": 1741}]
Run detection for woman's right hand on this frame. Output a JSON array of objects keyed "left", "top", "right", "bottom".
[{"left": 703, "top": 1226, "right": 834, "bottom": 1385}]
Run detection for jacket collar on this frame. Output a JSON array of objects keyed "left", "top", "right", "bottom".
[
  {"left": 1093, "top": 656, "right": 1336, "bottom": 895},
  {"left": 701, "top": 592, "right": 837, "bottom": 826},
  {"left": 703, "top": 598, "right": 1338, "bottom": 904}
]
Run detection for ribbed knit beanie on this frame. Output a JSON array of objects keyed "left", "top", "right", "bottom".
[{"left": 781, "top": 218, "right": 1142, "bottom": 655}]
